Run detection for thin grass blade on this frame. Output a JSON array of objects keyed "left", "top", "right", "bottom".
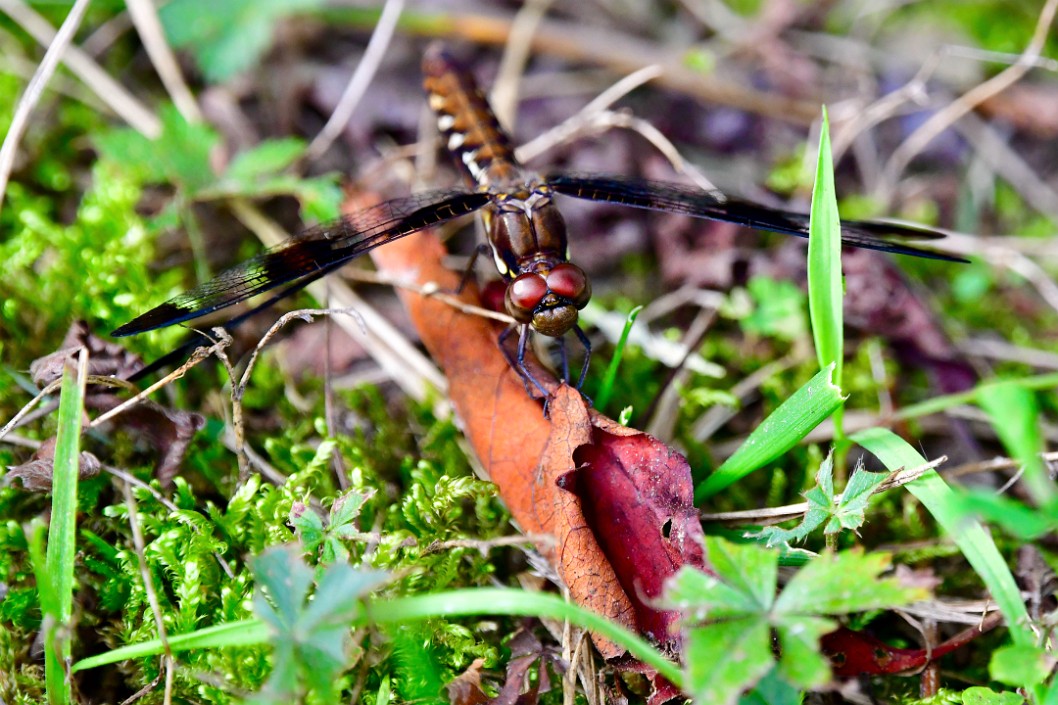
[
  {"left": 696, "top": 363, "right": 845, "bottom": 502},
  {"left": 43, "top": 348, "right": 88, "bottom": 704}
]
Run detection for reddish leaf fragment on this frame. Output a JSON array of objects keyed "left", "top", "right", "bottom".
[
  {"left": 447, "top": 658, "right": 490, "bottom": 705},
  {"left": 493, "top": 627, "right": 562, "bottom": 705},
  {"left": 568, "top": 424, "right": 707, "bottom": 647},
  {"left": 493, "top": 652, "right": 544, "bottom": 705},
  {"left": 6, "top": 437, "right": 100, "bottom": 492},
  {"left": 822, "top": 612, "right": 1002, "bottom": 677}
]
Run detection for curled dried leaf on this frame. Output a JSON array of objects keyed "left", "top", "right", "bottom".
[{"left": 6, "top": 437, "right": 100, "bottom": 492}]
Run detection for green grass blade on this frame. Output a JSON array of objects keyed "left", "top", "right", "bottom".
[
  {"left": 27, "top": 518, "right": 55, "bottom": 619},
  {"left": 893, "top": 371, "right": 1058, "bottom": 423},
  {"left": 595, "top": 304, "right": 642, "bottom": 411},
  {"left": 366, "top": 589, "right": 681, "bottom": 687},
  {"left": 977, "top": 382, "right": 1056, "bottom": 506},
  {"left": 852, "top": 428, "right": 1032, "bottom": 648},
  {"left": 44, "top": 348, "right": 88, "bottom": 704},
  {"left": 807, "top": 107, "right": 843, "bottom": 388},
  {"left": 695, "top": 363, "right": 845, "bottom": 502},
  {"left": 72, "top": 619, "right": 271, "bottom": 671},
  {"left": 75, "top": 589, "right": 681, "bottom": 689}
]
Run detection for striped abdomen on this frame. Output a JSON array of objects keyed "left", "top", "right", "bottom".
[{"left": 421, "top": 44, "right": 522, "bottom": 188}]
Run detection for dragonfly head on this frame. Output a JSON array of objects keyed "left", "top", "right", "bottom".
[{"left": 505, "top": 263, "right": 591, "bottom": 337}]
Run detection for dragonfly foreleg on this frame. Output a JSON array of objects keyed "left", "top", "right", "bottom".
[
  {"left": 498, "top": 324, "right": 550, "bottom": 401},
  {"left": 572, "top": 325, "right": 592, "bottom": 391}
]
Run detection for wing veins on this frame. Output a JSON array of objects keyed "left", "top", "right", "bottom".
[
  {"left": 546, "top": 173, "right": 964, "bottom": 262},
  {"left": 113, "top": 189, "right": 489, "bottom": 336}
]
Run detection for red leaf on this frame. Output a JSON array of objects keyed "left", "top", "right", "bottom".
[{"left": 821, "top": 612, "right": 1002, "bottom": 677}]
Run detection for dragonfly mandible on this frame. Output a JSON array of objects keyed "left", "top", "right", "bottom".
[{"left": 114, "top": 44, "right": 961, "bottom": 392}]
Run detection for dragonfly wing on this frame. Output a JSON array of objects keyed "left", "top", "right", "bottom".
[
  {"left": 547, "top": 173, "right": 965, "bottom": 262},
  {"left": 113, "top": 189, "right": 490, "bottom": 336}
]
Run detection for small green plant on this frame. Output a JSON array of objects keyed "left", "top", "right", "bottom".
[
  {"left": 756, "top": 452, "right": 889, "bottom": 547},
  {"left": 663, "top": 537, "right": 926, "bottom": 704},
  {"left": 250, "top": 546, "right": 388, "bottom": 703}
]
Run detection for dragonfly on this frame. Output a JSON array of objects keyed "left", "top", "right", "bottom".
[{"left": 114, "top": 44, "right": 961, "bottom": 392}]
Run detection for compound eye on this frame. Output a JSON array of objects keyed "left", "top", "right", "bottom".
[
  {"left": 505, "top": 273, "right": 548, "bottom": 323},
  {"left": 546, "top": 264, "right": 591, "bottom": 309}
]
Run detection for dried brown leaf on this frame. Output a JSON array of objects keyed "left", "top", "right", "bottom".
[{"left": 6, "top": 437, "right": 100, "bottom": 492}]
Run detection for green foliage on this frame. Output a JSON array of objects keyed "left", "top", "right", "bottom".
[
  {"left": 596, "top": 304, "right": 643, "bottom": 411},
  {"left": 159, "top": 0, "right": 328, "bottom": 81},
  {"left": 291, "top": 483, "right": 376, "bottom": 564},
  {"left": 387, "top": 622, "right": 448, "bottom": 704},
  {"left": 976, "top": 382, "right": 1055, "bottom": 505},
  {"left": 96, "top": 105, "right": 218, "bottom": 193},
  {"left": 909, "top": 687, "right": 1025, "bottom": 705},
  {"left": 741, "top": 277, "right": 808, "bottom": 342},
  {"left": 806, "top": 107, "right": 844, "bottom": 391},
  {"left": 0, "top": 164, "right": 164, "bottom": 355},
  {"left": 954, "top": 491, "right": 1058, "bottom": 541},
  {"left": 94, "top": 106, "right": 341, "bottom": 221},
  {"left": 250, "top": 546, "right": 387, "bottom": 703},
  {"left": 988, "top": 644, "right": 1052, "bottom": 690},
  {"left": 664, "top": 536, "right": 925, "bottom": 704},
  {"left": 758, "top": 453, "right": 888, "bottom": 546},
  {"left": 39, "top": 358, "right": 87, "bottom": 705},
  {"left": 853, "top": 429, "right": 1035, "bottom": 653},
  {"left": 889, "top": 0, "right": 1057, "bottom": 58},
  {"left": 27, "top": 386, "right": 504, "bottom": 702}
]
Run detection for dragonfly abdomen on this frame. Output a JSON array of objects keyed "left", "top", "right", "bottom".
[{"left": 422, "top": 44, "right": 522, "bottom": 188}]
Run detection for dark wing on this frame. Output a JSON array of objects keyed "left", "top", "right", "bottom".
[
  {"left": 545, "top": 173, "right": 966, "bottom": 263},
  {"left": 113, "top": 189, "right": 490, "bottom": 336}
]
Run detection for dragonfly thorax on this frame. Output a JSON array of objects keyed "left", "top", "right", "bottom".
[{"left": 489, "top": 192, "right": 570, "bottom": 269}]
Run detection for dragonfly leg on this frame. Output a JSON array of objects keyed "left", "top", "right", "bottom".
[
  {"left": 498, "top": 324, "right": 551, "bottom": 401},
  {"left": 573, "top": 325, "right": 592, "bottom": 391},
  {"left": 557, "top": 334, "right": 571, "bottom": 382},
  {"left": 454, "top": 243, "right": 491, "bottom": 295}
]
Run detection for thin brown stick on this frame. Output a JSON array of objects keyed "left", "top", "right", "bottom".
[
  {"left": 125, "top": 0, "right": 202, "bottom": 123},
  {"left": 401, "top": 11, "right": 821, "bottom": 124},
  {"left": 699, "top": 456, "right": 947, "bottom": 525},
  {"left": 121, "top": 480, "right": 175, "bottom": 703},
  {"left": 0, "top": 0, "right": 159, "bottom": 136},
  {"left": 305, "top": 0, "right": 404, "bottom": 160},
  {"left": 0, "top": 0, "right": 92, "bottom": 217},
  {"left": 89, "top": 335, "right": 231, "bottom": 429},
  {"left": 882, "top": 0, "right": 1058, "bottom": 188},
  {"left": 491, "top": 0, "right": 554, "bottom": 129}
]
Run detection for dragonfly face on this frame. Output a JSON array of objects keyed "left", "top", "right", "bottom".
[{"left": 504, "top": 262, "right": 591, "bottom": 336}]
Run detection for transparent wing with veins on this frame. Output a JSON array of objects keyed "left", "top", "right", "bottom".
[
  {"left": 113, "top": 189, "right": 490, "bottom": 336},
  {"left": 546, "top": 173, "right": 964, "bottom": 262}
]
